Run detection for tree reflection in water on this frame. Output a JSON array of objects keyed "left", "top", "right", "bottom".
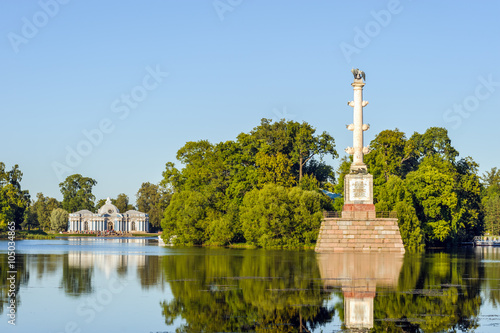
[
  {"left": 160, "top": 249, "right": 335, "bottom": 332},
  {"left": 61, "top": 255, "right": 93, "bottom": 297},
  {"left": 320, "top": 251, "right": 482, "bottom": 332},
  {"left": 160, "top": 249, "right": 485, "bottom": 333},
  {"left": 0, "top": 241, "right": 494, "bottom": 332}
]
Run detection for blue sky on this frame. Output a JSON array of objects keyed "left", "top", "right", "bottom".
[{"left": 1, "top": 0, "right": 499, "bottom": 204}]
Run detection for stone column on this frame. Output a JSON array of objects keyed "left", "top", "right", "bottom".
[
  {"left": 343, "top": 73, "right": 374, "bottom": 213},
  {"left": 347, "top": 79, "right": 370, "bottom": 172}
]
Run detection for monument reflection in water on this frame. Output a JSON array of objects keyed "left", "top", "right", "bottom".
[
  {"left": 1, "top": 239, "right": 495, "bottom": 332},
  {"left": 317, "top": 253, "right": 403, "bottom": 330}
]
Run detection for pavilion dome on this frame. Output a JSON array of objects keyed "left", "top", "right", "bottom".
[{"left": 97, "top": 197, "right": 120, "bottom": 215}]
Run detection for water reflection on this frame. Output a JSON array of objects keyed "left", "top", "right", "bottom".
[
  {"left": 317, "top": 253, "right": 403, "bottom": 330},
  {"left": 475, "top": 246, "right": 500, "bottom": 308},
  {"left": 159, "top": 249, "right": 334, "bottom": 332},
  {"left": 0, "top": 239, "right": 499, "bottom": 332}
]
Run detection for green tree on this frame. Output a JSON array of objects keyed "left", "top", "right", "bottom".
[
  {"left": 240, "top": 184, "right": 326, "bottom": 248},
  {"left": 365, "top": 129, "right": 411, "bottom": 185},
  {"left": 243, "top": 119, "right": 337, "bottom": 183},
  {"left": 59, "top": 174, "right": 97, "bottom": 213},
  {"left": 136, "top": 182, "right": 170, "bottom": 231},
  {"left": 375, "top": 175, "right": 424, "bottom": 252},
  {"left": 291, "top": 123, "right": 337, "bottom": 181},
  {"left": 161, "top": 190, "right": 209, "bottom": 245},
  {"left": 50, "top": 208, "right": 69, "bottom": 232},
  {"left": 481, "top": 167, "right": 500, "bottom": 235},
  {"left": 95, "top": 198, "right": 106, "bottom": 208},
  {"left": 159, "top": 119, "right": 338, "bottom": 248},
  {"left": 405, "top": 156, "right": 458, "bottom": 243},
  {"left": 255, "top": 151, "right": 296, "bottom": 187},
  {"left": 410, "top": 127, "right": 459, "bottom": 162},
  {"left": 0, "top": 163, "right": 30, "bottom": 230},
  {"left": 32, "top": 193, "right": 61, "bottom": 230},
  {"left": 484, "top": 196, "right": 500, "bottom": 235},
  {"left": 362, "top": 127, "right": 483, "bottom": 248},
  {"left": 112, "top": 193, "right": 135, "bottom": 212},
  {"left": 332, "top": 156, "right": 352, "bottom": 212},
  {"left": 22, "top": 204, "right": 39, "bottom": 230}
]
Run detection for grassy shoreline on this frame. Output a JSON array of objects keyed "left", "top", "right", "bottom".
[
  {"left": 1, "top": 231, "right": 314, "bottom": 249},
  {"left": 0, "top": 230, "right": 160, "bottom": 240},
  {"left": 0, "top": 230, "right": 55, "bottom": 240}
]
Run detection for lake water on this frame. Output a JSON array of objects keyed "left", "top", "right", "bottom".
[{"left": 0, "top": 237, "right": 499, "bottom": 332}]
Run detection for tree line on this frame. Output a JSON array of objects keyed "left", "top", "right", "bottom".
[
  {"left": 2, "top": 119, "right": 500, "bottom": 250},
  {"left": 0, "top": 169, "right": 169, "bottom": 233},
  {"left": 333, "top": 127, "right": 497, "bottom": 250}
]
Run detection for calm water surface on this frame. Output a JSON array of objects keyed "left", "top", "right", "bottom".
[{"left": 0, "top": 237, "right": 499, "bottom": 332}]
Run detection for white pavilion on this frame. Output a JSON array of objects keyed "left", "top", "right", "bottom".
[{"left": 68, "top": 197, "right": 149, "bottom": 233}]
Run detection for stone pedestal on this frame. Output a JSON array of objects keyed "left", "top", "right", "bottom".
[{"left": 315, "top": 216, "right": 405, "bottom": 253}]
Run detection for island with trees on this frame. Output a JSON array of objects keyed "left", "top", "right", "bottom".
[{"left": 1, "top": 119, "right": 499, "bottom": 252}]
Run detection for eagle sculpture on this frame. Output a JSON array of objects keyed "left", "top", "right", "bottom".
[{"left": 351, "top": 68, "right": 365, "bottom": 81}]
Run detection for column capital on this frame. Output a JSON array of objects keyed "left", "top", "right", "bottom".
[{"left": 351, "top": 80, "right": 365, "bottom": 88}]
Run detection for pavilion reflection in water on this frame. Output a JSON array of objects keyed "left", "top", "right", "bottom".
[
  {"left": 67, "top": 238, "right": 149, "bottom": 277},
  {"left": 317, "top": 252, "right": 403, "bottom": 330}
]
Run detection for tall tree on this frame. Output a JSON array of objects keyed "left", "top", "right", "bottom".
[
  {"left": 59, "top": 174, "right": 97, "bottom": 213},
  {"left": 291, "top": 123, "right": 337, "bottom": 182},
  {"left": 365, "top": 129, "right": 409, "bottom": 184},
  {"left": 159, "top": 119, "right": 337, "bottom": 247},
  {"left": 112, "top": 193, "right": 135, "bottom": 212},
  {"left": 95, "top": 198, "right": 107, "bottom": 209},
  {"left": 409, "top": 127, "right": 459, "bottom": 162},
  {"left": 482, "top": 167, "right": 500, "bottom": 190},
  {"left": 50, "top": 208, "right": 69, "bottom": 232},
  {"left": 481, "top": 167, "right": 500, "bottom": 235},
  {"left": 484, "top": 196, "right": 500, "bottom": 235},
  {"left": 136, "top": 182, "right": 170, "bottom": 231},
  {"left": 0, "top": 163, "right": 30, "bottom": 230},
  {"left": 244, "top": 119, "right": 338, "bottom": 183},
  {"left": 32, "top": 193, "right": 61, "bottom": 230},
  {"left": 255, "top": 151, "right": 296, "bottom": 187},
  {"left": 22, "top": 204, "right": 39, "bottom": 230}
]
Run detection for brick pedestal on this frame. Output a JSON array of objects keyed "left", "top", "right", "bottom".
[{"left": 315, "top": 205, "right": 405, "bottom": 253}]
